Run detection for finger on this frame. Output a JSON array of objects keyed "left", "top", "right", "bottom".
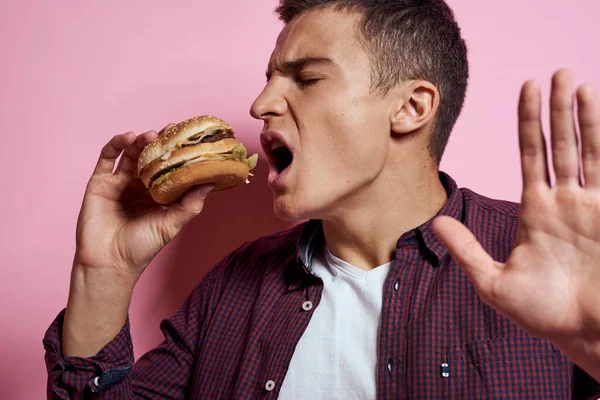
[
  {"left": 115, "top": 123, "right": 175, "bottom": 175},
  {"left": 160, "top": 185, "right": 215, "bottom": 244},
  {"left": 550, "top": 69, "right": 580, "bottom": 185},
  {"left": 519, "top": 80, "right": 550, "bottom": 188},
  {"left": 93, "top": 132, "right": 136, "bottom": 175},
  {"left": 578, "top": 85, "right": 600, "bottom": 188},
  {"left": 432, "top": 216, "right": 502, "bottom": 297},
  {"left": 115, "top": 130, "right": 158, "bottom": 176}
]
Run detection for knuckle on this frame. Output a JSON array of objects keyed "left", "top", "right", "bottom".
[
  {"left": 581, "top": 119, "right": 600, "bottom": 132},
  {"left": 158, "top": 206, "right": 199, "bottom": 244},
  {"left": 552, "top": 136, "right": 575, "bottom": 152},
  {"left": 582, "top": 150, "right": 600, "bottom": 162},
  {"left": 179, "top": 202, "right": 203, "bottom": 219},
  {"left": 520, "top": 142, "right": 540, "bottom": 158},
  {"left": 155, "top": 222, "right": 176, "bottom": 248},
  {"left": 550, "top": 99, "right": 571, "bottom": 111},
  {"left": 461, "top": 239, "right": 482, "bottom": 263}
]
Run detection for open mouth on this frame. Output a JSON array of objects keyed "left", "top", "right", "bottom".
[
  {"left": 272, "top": 144, "right": 293, "bottom": 174},
  {"left": 260, "top": 131, "right": 295, "bottom": 180}
]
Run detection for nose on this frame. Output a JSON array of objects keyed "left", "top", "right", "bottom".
[{"left": 250, "top": 80, "right": 288, "bottom": 122}]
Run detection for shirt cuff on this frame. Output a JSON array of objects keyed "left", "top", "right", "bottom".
[{"left": 43, "top": 308, "right": 134, "bottom": 397}]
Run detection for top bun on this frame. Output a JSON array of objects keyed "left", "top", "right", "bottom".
[{"left": 137, "top": 115, "right": 233, "bottom": 174}]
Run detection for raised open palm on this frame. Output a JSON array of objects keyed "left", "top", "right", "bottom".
[{"left": 433, "top": 69, "right": 600, "bottom": 380}]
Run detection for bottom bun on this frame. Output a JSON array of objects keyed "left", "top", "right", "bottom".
[{"left": 149, "top": 160, "right": 249, "bottom": 204}]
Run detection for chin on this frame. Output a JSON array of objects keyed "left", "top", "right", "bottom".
[
  {"left": 272, "top": 192, "right": 330, "bottom": 222},
  {"left": 272, "top": 195, "right": 301, "bottom": 221}
]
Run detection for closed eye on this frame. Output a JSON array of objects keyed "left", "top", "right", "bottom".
[{"left": 297, "top": 78, "right": 320, "bottom": 88}]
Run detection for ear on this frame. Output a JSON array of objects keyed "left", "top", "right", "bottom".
[{"left": 389, "top": 81, "right": 439, "bottom": 135}]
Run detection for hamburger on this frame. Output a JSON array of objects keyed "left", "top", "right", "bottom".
[{"left": 137, "top": 115, "right": 258, "bottom": 205}]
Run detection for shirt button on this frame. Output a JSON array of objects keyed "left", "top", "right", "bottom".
[
  {"left": 387, "top": 363, "right": 393, "bottom": 373},
  {"left": 93, "top": 376, "right": 101, "bottom": 387},
  {"left": 394, "top": 280, "right": 400, "bottom": 291},
  {"left": 302, "top": 301, "right": 313, "bottom": 311},
  {"left": 265, "top": 380, "right": 276, "bottom": 391}
]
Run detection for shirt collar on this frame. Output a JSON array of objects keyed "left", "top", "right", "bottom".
[
  {"left": 415, "top": 171, "right": 464, "bottom": 266},
  {"left": 295, "top": 219, "right": 323, "bottom": 277},
  {"left": 293, "top": 171, "right": 464, "bottom": 279}
]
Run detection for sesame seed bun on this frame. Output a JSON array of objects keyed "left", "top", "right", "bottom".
[
  {"left": 137, "top": 115, "right": 257, "bottom": 205},
  {"left": 137, "top": 115, "right": 233, "bottom": 173}
]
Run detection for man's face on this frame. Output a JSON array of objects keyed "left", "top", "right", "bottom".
[{"left": 250, "top": 9, "right": 394, "bottom": 221}]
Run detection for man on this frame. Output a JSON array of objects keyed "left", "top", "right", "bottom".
[{"left": 44, "top": 0, "right": 600, "bottom": 398}]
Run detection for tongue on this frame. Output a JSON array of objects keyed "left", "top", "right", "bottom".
[{"left": 272, "top": 146, "right": 293, "bottom": 173}]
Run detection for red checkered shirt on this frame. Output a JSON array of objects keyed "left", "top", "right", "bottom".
[{"left": 44, "top": 173, "right": 600, "bottom": 399}]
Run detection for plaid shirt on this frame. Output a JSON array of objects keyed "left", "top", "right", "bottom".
[{"left": 44, "top": 173, "right": 600, "bottom": 399}]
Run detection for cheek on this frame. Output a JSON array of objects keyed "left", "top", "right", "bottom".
[
  {"left": 296, "top": 90, "right": 388, "bottom": 180},
  {"left": 332, "top": 104, "right": 389, "bottom": 170},
  {"left": 299, "top": 130, "right": 385, "bottom": 191}
]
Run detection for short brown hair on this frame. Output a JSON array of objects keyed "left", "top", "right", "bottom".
[{"left": 275, "top": 0, "right": 469, "bottom": 165}]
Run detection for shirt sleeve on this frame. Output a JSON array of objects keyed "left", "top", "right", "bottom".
[
  {"left": 43, "top": 309, "right": 136, "bottom": 399},
  {"left": 43, "top": 262, "right": 224, "bottom": 399}
]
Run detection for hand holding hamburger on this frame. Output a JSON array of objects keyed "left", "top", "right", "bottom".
[
  {"left": 71, "top": 114, "right": 257, "bottom": 278},
  {"left": 64, "top": 116, "right": 256, "bottom": 357},
  {"left": 73, "top": 114, "right": 257, "bottom": 279}
]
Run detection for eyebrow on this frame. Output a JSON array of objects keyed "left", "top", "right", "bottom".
[{"left": 266, "top": 57, "right": 336, "bottom": 79}]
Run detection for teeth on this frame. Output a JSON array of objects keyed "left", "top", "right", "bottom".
[{"left": 271, "top": 141, "right": 285, "bottom": 151}]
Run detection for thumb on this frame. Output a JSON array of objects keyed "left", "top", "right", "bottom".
[
  {"left": 178, "top": 184, "right": 215, "bottom": 214},
  {"left": 161, "top": 185, "right": 214, "bottom": 241},
  {"left": 432, "top": 216, "right": 502, "bottom": 298}
]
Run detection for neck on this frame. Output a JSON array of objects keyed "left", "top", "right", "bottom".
[{"left": 322, "top": 168, "right": 447, "bottom": 271}]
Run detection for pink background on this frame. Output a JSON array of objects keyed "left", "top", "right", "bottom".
[{"left": 1, "top": 1, "right": 598, "bottom": 398}]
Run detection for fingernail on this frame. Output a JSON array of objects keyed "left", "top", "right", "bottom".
[{"left": 197, "top": 185, "right": 214, "bottom": 197}]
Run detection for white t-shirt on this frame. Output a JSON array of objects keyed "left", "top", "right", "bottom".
[{"left": 279, "top": 246, "right": 391, "bottom": 399}]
